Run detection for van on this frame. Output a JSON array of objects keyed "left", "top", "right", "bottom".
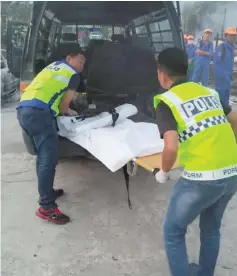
[
  {"left": 6, "top": 1, "right": 184, "bottom": 157},
  {"left": 1, "top": 50, "right": 19, "bottom": 103}
]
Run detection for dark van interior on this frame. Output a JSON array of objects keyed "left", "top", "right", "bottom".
[{"left": 6, "top": 1, "right": 183, "bottom": 157}]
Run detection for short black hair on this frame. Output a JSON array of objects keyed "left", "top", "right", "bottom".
[
  {"left": 63, "top": 43, "right": 85, "bottom": 58},
  {"left": 48, "top": 44, "right": 85, "bottom": 64},
  {"left": 57, "top": 43, "right": 85, "bottom": 59},
  {"left": 157, "top": 47, "right": 188, "bottom": 77}
]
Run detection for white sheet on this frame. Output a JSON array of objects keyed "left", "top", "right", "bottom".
[
  {"left": 64, "top": 103, "right": 138, "bottom": 133},
  {"left": 57, "top": 104, "right": 164, "bottom": 172}
]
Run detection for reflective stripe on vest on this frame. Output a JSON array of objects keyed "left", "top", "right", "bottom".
[
  {"left": 19, "top": 60, "right": 77, "bottom": 116},
  {"left": 182, "top": 165, "right": 237, "bottom": 181},
  {"left": 154, "top": 82, "right": 237, "bottom": 173}
]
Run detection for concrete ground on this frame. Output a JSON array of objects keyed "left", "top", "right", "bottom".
[{"left": 1, "top": 101, "right": 237, "bottom": 276}]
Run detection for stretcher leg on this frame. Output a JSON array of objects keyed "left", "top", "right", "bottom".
[
  {"left": 122, "top": 153, "right": 180, "bottom": 209},
  {"left": 123, "top": 165, "right": 132, "bottom": 209}
]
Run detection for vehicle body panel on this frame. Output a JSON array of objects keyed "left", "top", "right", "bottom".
[{"left": 1, "top": 50, "right": 20, "bottom": 102}]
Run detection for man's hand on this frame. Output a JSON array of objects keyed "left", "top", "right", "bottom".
[
  {"left": 188, "top": 59, "right": 192, "bottom": 64},
  {"left": 203, "top": 51, "right": 212, "bottom": 57},
  {"left": 155, "top": 169, "right": 170, "bottom": 184},
  {"left": 196, "top": 49, "right": 212, "bottom": 57},
  {"left": 196, "top": 49, "right": 202, "bottom": 55},
  {"left": 67, "top": 108, "right": 78, "bottom": 117}
]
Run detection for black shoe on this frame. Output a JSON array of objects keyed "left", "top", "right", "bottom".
[
  {"left": 36, "top": 207, "right": 70, "bottom": 225},
  {"left": 189, "top": 263, "right": 199, "bottom": 276},
  {"left": 54, "top": 188, "right": 64, "bottom": 198}
]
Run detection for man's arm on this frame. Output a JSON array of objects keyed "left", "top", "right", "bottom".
[
  {"left": 197, "top": 49, "right": 212, "bottom": 56},
  {"left": 191, "top": 46, "right": 196, "bottom": 60},
  {"left": 59, "top": 90, "right": 75, "bottom": 115},
  {"left": 162, "top": 131, "right": 179, "bottom": 172},
  {"left": 221, "top": 102, "right": 237, "bottom": 141},
  {"left": 59, "top": 73, "right": 81, "bottom": 115},
  {"left": 155, "top": 102, "right": 179, "bottom": 183},
  {"left": 156, "top": 102, "right": 178, "bottom": 173},
  {"left": 196, "top": 42, "right": 213, "bottom": 56},
  {"left": 198, "top": 50, "right": 212, "bottom": 56}
]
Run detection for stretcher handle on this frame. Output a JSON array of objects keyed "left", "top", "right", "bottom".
[{"left": 133, "top": 157, "right": 160, "bottom": 174}]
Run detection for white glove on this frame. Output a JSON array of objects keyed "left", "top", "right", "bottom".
[{"left": 155, "top": 169, "right": 170, "bottom": 184}]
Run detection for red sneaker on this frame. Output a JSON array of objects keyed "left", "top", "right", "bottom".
[{"left": 35, "top": 207, "right": 70, "bottom": 225}]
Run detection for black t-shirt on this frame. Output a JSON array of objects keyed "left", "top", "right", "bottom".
[
  {"left": 67, "top": 74, "right": 81, "bottom": 91},
  {"left": 156, "top": 81, "right": 232, "bottom": 138}
]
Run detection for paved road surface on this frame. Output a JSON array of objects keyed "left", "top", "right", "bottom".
[{"left": 1, "top": 102, "right": 237, "bottom": 276}]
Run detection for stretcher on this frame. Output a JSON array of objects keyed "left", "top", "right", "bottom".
[
  {"left": 57, "top": 104, "right": 165, "bottom": 173},
  {"left": 57, "top": 103, "right": 182, "bottom": 208},
  {"left": 58, "top": 103, "right": 237, "bottom": 208}
]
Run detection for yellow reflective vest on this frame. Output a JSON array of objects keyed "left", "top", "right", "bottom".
[
  {"left": 154, "top": 81, "right": 237, "bottom": 181},
  {"left": 18, "top": 61, "right": 77, "bottom": 116}
]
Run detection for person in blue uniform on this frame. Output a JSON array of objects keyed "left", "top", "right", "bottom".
[
  {"left": 213, "top": 27, "right": 237, "bottom": 108},
  {"left": 192, "top": 29, "right": 213, "bottom": 86},
  {"left": 186, "top": 35, "right": 196, "bottom": 80}
]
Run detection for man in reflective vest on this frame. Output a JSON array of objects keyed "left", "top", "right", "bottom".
[
  {"left": 192, "top": 29, "right": 213, "bottom": 86},
  {"left": 17, "top": 44, "right": 86, "bottom": 224},
  {"left": 154, "top": 47, "right": 237, "bottom": 276},
  {"left": 213, "top": 27, "right": 237, "bottom": 108}
]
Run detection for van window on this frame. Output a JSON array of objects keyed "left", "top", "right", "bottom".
[
  {"left": 62, "top": 25, "right": 76, "bottom": 34},
  {"left": 135, "top": 25, "right": 147, "bottom": 35},
  {"left": 1, "top": 58, "right": 5, "bottom": 69},
  {"left": 159, "top": 19, "right": 170, "bottom": 31},
  {"left": 149, "top": 18, "right": 174, "bottom": 55}
]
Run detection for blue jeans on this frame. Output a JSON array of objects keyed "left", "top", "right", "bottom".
[
  {"left": 163, "top": 176, "right": 237, "bottom": 276},
  {"left": 17, "top": 107, "right": 59, "bottom": 209}
]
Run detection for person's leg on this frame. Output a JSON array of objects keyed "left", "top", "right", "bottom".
[
  {"left": 201, "top": 61, "right": 210, "bottom": 86},
  {"left": 214, "top": 74, "right": 230, "bottom": 107},
  {"left": 215, "top": 80, "right": 230, "bottom": 108},
  {"left": 198, "top": 176, "right": 237, "bottom": 276},
  {"left": 35, "top": 127, "right": 58, "bottom": 209},
  {"left": 163, "top": 177, "right": 227, "bottom": 276},
  {"left": 192, "top": 61, "right": 202, "bottom": 83},
  {"left": 17, "top": 107, "right": 57, "bottom": 208},
  {"left": 216, "top": 88, "right": 229, "bottom": 107},
  {"left": 17, "top": 107, "right": 69, "bottom": 224},
  {"left": 188, "top": 70, "right": 193, "bottom": 81}
]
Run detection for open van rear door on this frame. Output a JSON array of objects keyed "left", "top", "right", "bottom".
[{"left": 6, "top": 21, "right": 29, "bottom": 78}]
